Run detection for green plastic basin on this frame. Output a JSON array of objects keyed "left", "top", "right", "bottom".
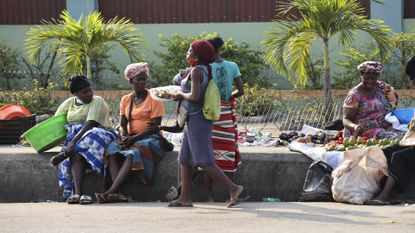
[{"left": 22, "top": 114, "right": 68, "bottom": 153}]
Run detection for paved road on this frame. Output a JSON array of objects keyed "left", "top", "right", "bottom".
[{"left": 1, "top": 202, "right": 414, "bottom": 233}]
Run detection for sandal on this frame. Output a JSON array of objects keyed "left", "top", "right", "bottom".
[
  {"left": 67, "top": 194, "right": 80, "bottom": 204},
  {"left": 167, "top": 200, "right": 193, "bottom": 207},
  {"left": 107, "top": 193, "right": 128, "bottom": 203},
  {"left": 79, "top": 195, "right": 93, "bottom": 205},
  {"left": 165, "top": 186, "right": 179, "bottom": 202},
  {"left": 95, "top": 193, "right": 107, "bottom": 204}
]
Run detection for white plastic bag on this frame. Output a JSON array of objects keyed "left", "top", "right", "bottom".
[{"left": 331, "top": 146, "right": 387, "bottom": 204}]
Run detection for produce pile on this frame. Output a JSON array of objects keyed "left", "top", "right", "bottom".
[
  {"left": 279, "top": 131, "right": 399, "bottom": 151},
  {"left": 324, "top": 135, "right": 399, "bottom": 151}
]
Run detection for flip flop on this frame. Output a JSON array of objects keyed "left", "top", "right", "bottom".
[
  {"left": 79, "top": 195, "right": 93, "bottom": 205},
  {"left": 167, "top": 201, "right": 193, "bottom": 207},
  {"left": 165, "top": 186, "right": 179, "bottom": 202},
  {"left": 67, "top": 194, "right": 80, "bottom": 204},
  {"left": 364, "top": 199, "right": 390, "bottom": 205},
  {"left": 107, "top": 193, "right": 129, "bottom": 203},
  {"left": 95, "top": 193, "right": 107, "bottom": 204},
  {"left": 226, "top": 195, "right": 251, "bottom": 208}
]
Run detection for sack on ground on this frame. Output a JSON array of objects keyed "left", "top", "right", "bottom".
[
  {"left": 331, "top": 146, "right": 387, "bottom": 204},
  {"left": 300, "top": 161, "right": 334, "bottom": 202},
  {"left": 203, "top": 79, "right": 221, "bottom": 121}
]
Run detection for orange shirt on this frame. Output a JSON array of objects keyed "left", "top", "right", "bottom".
[{"left": 120, "top": 91, "right": 165, "bottom": 135}]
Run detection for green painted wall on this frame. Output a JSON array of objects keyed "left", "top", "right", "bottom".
[
  {"left": 0, "top": 21, "right": 410, "bottom": 89},
  {"left": 403, "top": 19, "right": 415, "bottom": 33}
]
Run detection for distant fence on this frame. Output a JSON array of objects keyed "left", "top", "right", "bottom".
[{"left": 49, "top": 89, "right": 415, "bottom": 135}]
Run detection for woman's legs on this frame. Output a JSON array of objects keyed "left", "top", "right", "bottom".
[
  {"left": 172, "top": 163, "right": 194, "bottom": 205},
  {"left": 201, "top": 164, "right": 242, "bottom": 202},
  {"left": 104, "top": 154, "right": 133, "bottom": 195},
  {"left": 374, "top": 176, "right": 396, "bottom": 201},
  {"left": 203, "top": 171, "right": 234, "bottom": 202},
  {"left": 107, "top": 155, "right": 122, "bottom": 183},
  {"left": 374, "top": 146, "right": 415, "bottom": 201},
  {"left": 71, "top": 153, "right": 87, "bottom": 195}
]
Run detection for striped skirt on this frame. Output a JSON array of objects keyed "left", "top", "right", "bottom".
[{"left": 212, "top": 100, "right": 241, "bottom": 172}]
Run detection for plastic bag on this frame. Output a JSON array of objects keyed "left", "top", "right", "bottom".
[
  {"left": 149, "top": 85, "right": 181, "bottom": 101},
  {"left": 331, "top": 146, "right": 387, "bottom": 204},
  {"left": 300, "top": 161, "right": 334, "bottom": 202},
  {"left": 203, "top": 79, "right": 220, "bottom": 121},
  {"left": 392, "top": 108, "right": 415, "bottom": 124}
]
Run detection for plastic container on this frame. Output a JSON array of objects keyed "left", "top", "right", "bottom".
[
  {"left": 392, "top": 108, "right": 415, "bottom": 124},
  {"left": 21, "top": 114, "right": 68, "bottom": 153},
  {"left": 0, "top": 115, "right": 36, "bottom": 144},
  {"left": 0, "top": 104, "right": 32, "bottom": 120}
]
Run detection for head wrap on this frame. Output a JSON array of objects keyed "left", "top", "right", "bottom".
[
  {"left": 358, "top": 61, "right": 383, "bottom": 75},
  {"left": 191, "top": 40, "right": 215, "bottom": 66},
  {"left": 70, "top": 75, "right": 90, "bottom": 94},
  {"left": 124, "top": 62, "right": 150, "bottom": 81}
]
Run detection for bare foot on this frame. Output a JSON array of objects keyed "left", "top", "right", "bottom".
[{"left": 230, "top": 185, "right": 243, "bottom": 202}]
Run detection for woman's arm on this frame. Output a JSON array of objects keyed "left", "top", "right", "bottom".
[
  {"left": 342, "top": 107, "right": 362, "bottom": 134},
  {"left": 121, "top": 117, "right": 162, "bottom": 148},
  {"left": 65, "top": 120, "right": 100, "bottom": 155},
  {"left": 120, "top": 115, "right": 129, "bottom": 137},
  {"left": 231, "top": 76, "right": 244, "bottom": 99},
  {"left": 175, "top": 67, "right": 202, "bottom": 103}
]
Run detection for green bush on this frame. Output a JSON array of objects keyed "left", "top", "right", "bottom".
[
  {"left": 334, "top": 32, "right": 415, "bottom": 89},
  {"left": 236, "top": 84, "right": 280, "bottom": 116},
  {"left": 150, "top": 32, "right": 270, "bottom": 88},
  {"left": 0, "top": 81, "right": 59, "bottom": 115},
  {"left": 0, "top": 41, "right": 22, "bottom": 90}
]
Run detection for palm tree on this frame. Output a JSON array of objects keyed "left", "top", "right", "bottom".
[
  {"left": 262, "top": 0, "right": 392, "bottom": 106},
  {"left": 25, "top": 10, "right": 143, "bottom": 79}
]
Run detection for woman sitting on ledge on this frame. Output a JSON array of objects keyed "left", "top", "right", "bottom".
[
  {"left": 342, "top": 61, "right": 398, "bottom": 139},
  {"left": 366, "top": 56, "right": 415, "bottom": 205},
  {"left": 52, "top": 75, "right": 117, "bottom": 204},
  {"left": 95, "top": 62, "right": 169, "bottom": 203}
]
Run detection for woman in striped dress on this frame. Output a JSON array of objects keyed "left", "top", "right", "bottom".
[{"left": 206, "top": 37, "right": 245, "bottom": 201}]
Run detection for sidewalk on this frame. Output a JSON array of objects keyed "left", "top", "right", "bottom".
[{"left": 0, "top": 202, "right": 414, "bottom": 233}]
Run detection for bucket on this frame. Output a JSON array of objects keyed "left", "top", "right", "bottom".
[
  {"left": 0, "top": 104, "right": 32, "bottom": 120},
  {"left": 21, "top": 114, "right": 68, "bottom": 153}
]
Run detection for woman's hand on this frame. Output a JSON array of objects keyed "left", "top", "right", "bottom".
[
  {"left": 172, "top": 92, "right": 184, "bottom": 101},
  {"left": 121, "top": 135, "right": 138, "bottom": 148},
  {"left": 354, "top": 124, "right": 364, "bottom": 135},
  {"left": 65, "top": 141, "right": 76, "bottom": 156},
  {"left": 147, "top": 122, "right": 164, "bottom": 131}
]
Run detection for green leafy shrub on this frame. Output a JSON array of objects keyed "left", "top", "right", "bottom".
[
  {"left": 236, "top": 84, "right": 280, "bottom": 116},
  {"left": 150, "top": 32, "right": 270, "bottom": 88},
  {"left": 0, "top": 80, "right": 59, "bottom": 115},
  {"left": 0, "top": 41, "right": 22, "bottom": 90},
  {"left": 335, "top": 32, "right": 415, "bottom": 89}
]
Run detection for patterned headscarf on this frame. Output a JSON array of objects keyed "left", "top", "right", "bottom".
[
  {"left": 358, "top": 61, "right": 383, "bottom": 75},
  {"left": 191, "top": 40, "right": 215, "bottom": 66},
  {"left": 124, "top": 62, "right": 150, "bottom": 81}
]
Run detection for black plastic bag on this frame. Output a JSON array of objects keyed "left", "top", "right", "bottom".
[{"left": 299, "top": 161, "right": 334, "bottom": 202}]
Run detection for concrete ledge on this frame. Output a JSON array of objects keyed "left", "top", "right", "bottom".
[
  {"left": 0, "top": 146, "right": 312, "bottom": 202},
  {"left": 0, "top": 145, "right": 413, "bottom": 202}
]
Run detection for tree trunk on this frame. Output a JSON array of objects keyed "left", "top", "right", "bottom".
[
  {"left": 323, "top": 39, "right": 332, "bottom": 108},
  {"left": 86, "top": 55, "right": 91, "bottom": 79},
  {"left": 323, "top": 39, "right": 333, "bottom": 124}
]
